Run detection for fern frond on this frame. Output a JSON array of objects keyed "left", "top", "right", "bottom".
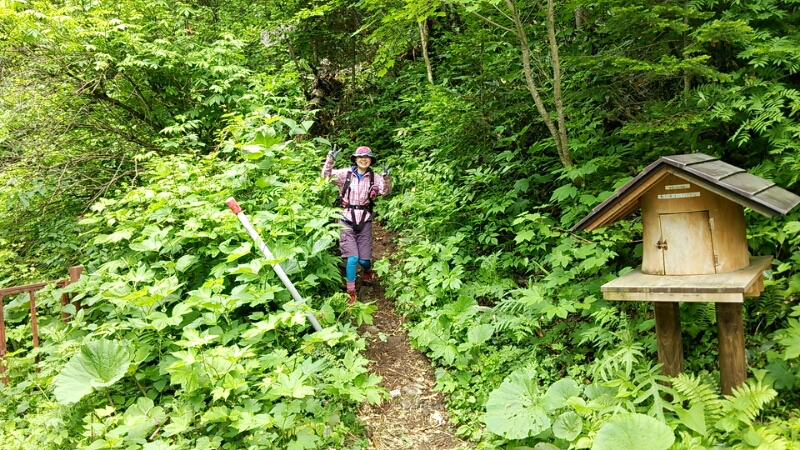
[
  {"left": 682, "top": 303, "right": 716, "bottom": 335},
  {"left": 575, "top": 322, "right": 616, "bottom": 349},
  {"left": 731, "top": 427, "right": 789, "bottom": 450},
  {"left": 493, "top": 286, "right": 545, "bottom": 315},
  {"left": 725, "top": 381, "right": 778, "bottom": 424},
  {"left": 492, "top": 313, "right": 537, "bottom": 342},
  {"left": 747, "top": 285, "right": 790, "bottom": 328},
  {"left": 672, "top": 372, "right": 726, "bottom": 423}
]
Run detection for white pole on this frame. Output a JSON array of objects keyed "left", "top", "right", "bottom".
[{"left": 226, "top": 197, "right": 323, "bottom": 332}]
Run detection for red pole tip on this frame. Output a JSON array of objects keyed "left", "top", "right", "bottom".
[{"left": 226, "top": 197, "right": 242, "bottom": 214}]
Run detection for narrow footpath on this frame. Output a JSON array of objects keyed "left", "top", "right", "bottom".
[{"left": 355, "top": 225, "right": 472, "bottom": 450}]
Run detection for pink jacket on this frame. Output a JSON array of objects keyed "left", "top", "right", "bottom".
[{"left": 322, "top": 155, "right": 391, "bottom": 224}]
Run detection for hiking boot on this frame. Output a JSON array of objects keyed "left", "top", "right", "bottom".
[{"left": 362, "top": 270, "right": 375, "bottom": 283}]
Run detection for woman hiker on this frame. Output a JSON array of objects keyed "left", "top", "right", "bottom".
[{"left": 322, "top": 145, "right": 392, "bottom": 304}]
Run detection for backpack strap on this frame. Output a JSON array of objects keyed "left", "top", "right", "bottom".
[
  {"left": 340, "top": 171, "right": 353, "bottom": 201},
  {"left": 342, "top": 169, "right": 375, "bottom": 232},
  {"left": 367, "top": 171, "right": 375, "bottom": 212}
]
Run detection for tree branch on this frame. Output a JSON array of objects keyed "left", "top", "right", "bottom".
[
  {"left": 88, "top": 90, "right": 162, "bottom": 132},
  {"left": 470, "top": 11, "right": 515, "bottom": 34}
]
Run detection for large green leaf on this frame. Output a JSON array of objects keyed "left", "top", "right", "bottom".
[
  {"left": 484, "top": 367, "right": 551, "bottom": 439},
  {"left": 544, "top": 378, "right": 581, "bottom": 410},
  {"left": 592, "top": 413, "right": 674, "bottom": 450},
  {"left": 552, "top": 411, "right": 583, "bottom": 441},
  {"left": 54, "top": 339, "right": 132, "bottom": 405}
]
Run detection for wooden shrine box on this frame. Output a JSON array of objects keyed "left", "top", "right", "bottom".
[{"left": 572, "top": 153, "right": 800, "bottom": 394}]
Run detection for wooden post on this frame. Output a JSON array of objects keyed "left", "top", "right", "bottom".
[
  {"left": 29, "top": 291, "right": 40, "bottom": 349},
  {"left": 29, "top": 290, "right": 42, "bottom": 372},
  {"left": 716, "top": 302, "right": 746, "bottom": 395},
  {"left": 0, "top": 295, "right": 7, "bottom": 385},
  {"left": 69, "top": 265, "right": 84, "bottom": 313},
  {"left": 60, "top": 265, "right": 84, "bottom": 322},
  {"left": 654, "top": 302, "right": 684, "bottom": 377},
  {"left": 59, "top": 287, "right": 71, "bottom": 323},
  {"left": 69, "top": 266, "right": 84, "bottom": 284}
]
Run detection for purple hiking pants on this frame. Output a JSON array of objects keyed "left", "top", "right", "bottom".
[{"left": 339, "top": 220, "right": 373, "bottom": 259}]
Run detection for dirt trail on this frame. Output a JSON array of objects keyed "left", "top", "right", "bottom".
[{"left": 355, "top": 225, "right": 472, "bottom": 450}]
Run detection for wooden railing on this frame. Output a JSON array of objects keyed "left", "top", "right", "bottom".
[{"left": 0, "top": 266, "right": 83, "bottom": 384}]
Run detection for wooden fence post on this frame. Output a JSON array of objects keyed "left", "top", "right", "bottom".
[
  {"left": 29, "top": 291, "right": 41, "bottom": 370},
  {"left": 59, "top": 265, "right": 84, "bottom": 323},
  {"left": 29, "top": 291, "right": 40, "bottom": 350}
]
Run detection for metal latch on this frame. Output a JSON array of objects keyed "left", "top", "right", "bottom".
[{"left": 655, "top": 239, "right": 668, "bottom": 250}]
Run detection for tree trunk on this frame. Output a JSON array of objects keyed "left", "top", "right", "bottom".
[
  {"left": 546, "top": 0, "right": 571, "bottom": 167},
  {"left": 418, "top": 18, "right": 434, "bottom": 85},
  {"left": 504, "top": 0, "right": 573, "bottom": 167},
  {"left": 574, "top": 6, "right": 585, "bottom": 31}
]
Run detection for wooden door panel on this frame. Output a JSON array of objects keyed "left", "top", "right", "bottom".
[{"left": 659, "top": 211, "right": 716, "bottom": 275}]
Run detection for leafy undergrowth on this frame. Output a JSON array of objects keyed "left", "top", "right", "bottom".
[
  {"left": 375, "top": 149, "right": 800, "bottom": 449},
  {"left": 0, "top": 114, "right": 385, "bottom": 449},
  {"left": 366, "top": 82, "right": 800, "bottom": 449}
]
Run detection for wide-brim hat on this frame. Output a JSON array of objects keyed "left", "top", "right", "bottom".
[{"left": 350, "top": 146, "right": 376, "bottom": 164}]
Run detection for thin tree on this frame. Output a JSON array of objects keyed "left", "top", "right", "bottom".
[
  {"left": 472, "top": 0, "right": 573, "bottom": 167},
  {"left": 418, "top": 17, "right": 434, "bottom": 84}
]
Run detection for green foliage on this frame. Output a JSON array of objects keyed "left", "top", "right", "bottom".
[
  {"left": 483, "top": 367, "right": 553, "bottom": 440},
  {"left": 5, "top": 0, "right": 800, "bottom": 448},
  {"left": 54, "top": 339, "right": 133, "bottom": 405},
  {"left": 592, "top": 413, "right": 674, "bottom": 450},
  {"left": 0, "top": 107, "right": 384, "bottom": 448}
]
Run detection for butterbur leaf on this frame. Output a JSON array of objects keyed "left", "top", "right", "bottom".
[
  {"left": 585, "top": 383, "right": 616, "bottom": 400},
  {"left": 484, "top": 367, "right": 550, "bottom": 439},
  {"left": 552, "top": 411, "right": 582, "bottom": 441},
  {"left": 544, "top": 378, "right": 581, "bottom": 411},
  {"left": 592, "top": 413, "right": 674, "bottom": 450},
  {"left": 54, "top": 339, "right": 132, "bottom": 405},
  {"left": 534, "top": 444, "right": 560, "bottom": 450}
]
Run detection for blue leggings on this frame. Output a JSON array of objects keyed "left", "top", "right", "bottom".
[{"left": 345, "top": 256, "right": 371, "bottom": 282}]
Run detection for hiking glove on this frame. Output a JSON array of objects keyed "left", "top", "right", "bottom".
[
  {"left": 381, "top": 162, "right": 391, "bottom": 177},
  {"left": 328, "top": 144, "right": 341, "bottom": 160}
]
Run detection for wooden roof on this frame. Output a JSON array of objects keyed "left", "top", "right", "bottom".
[{"left": 571, "top": 153, "right": 800, "bottom": 232}]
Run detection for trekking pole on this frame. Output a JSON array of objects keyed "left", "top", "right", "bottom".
[{"left": 226, "top": 197, "right": 323, "bottom": 332}]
